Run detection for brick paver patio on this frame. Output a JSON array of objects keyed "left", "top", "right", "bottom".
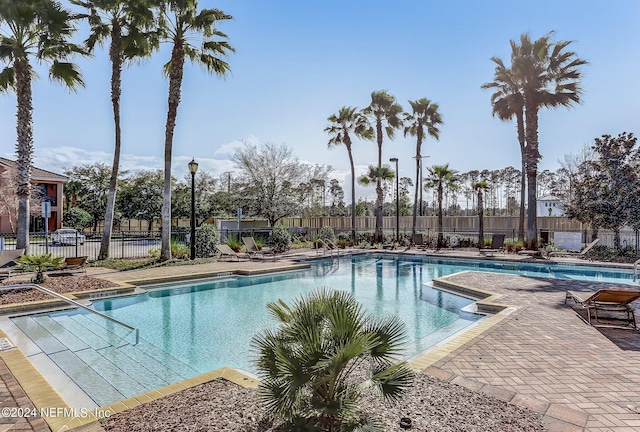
[{"left": 432, "top": 271, "right": 640, "bottom": 431}]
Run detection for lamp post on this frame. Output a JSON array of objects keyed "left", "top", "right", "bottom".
[
  {"left": 188, "top": 158, "right": 199, "bottom": 260},
  {"left": 390, "top": 157, "right": 399, "bottom": 242}
]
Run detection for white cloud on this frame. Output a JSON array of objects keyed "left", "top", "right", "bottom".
[{"left": 213, "top": 134, "right": 260, "bottom": 156}]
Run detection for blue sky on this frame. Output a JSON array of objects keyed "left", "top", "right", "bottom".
[{"left": 1, "top": 0, "right": 639, "bottom": 201}]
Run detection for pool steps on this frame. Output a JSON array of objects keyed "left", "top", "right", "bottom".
[{"left": 11, "top": 312, "right": 198, "bottom": 407}]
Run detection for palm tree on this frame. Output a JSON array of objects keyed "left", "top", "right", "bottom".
[
  {"left": 510, "top": 32, "right": 587, "bottom": 249},
  {"left": 362, "top": 90, "right": 403, "bottom": 243},
  {"left": 0, "top": 0, "right": 86, "bottom": 252},
  {"left": 425, "top": 164, "right": 459, "bottom": 248},
  {"left": 72, "top": 0, "right": 156, "bottom": 260},
  {"left": 156, "top": 1, "right": 234, "bottom": 260},
  {"left": 482, "top": 57, "right": 526, "bottom": 240},
  {"left": 358, "top": 165, "right": 395, "bottom": 240},
  {"left": 404, "top": 98, "right": 443, "bottom": 237},
  {"left": 253, "top": 288, "right": 414, "bottom": 431},
  {"left": 325, "top": 107, "right": 373, "bottom": 242},
  {"left": 472, "top": 180, "right": 489, "bottom": 249}
]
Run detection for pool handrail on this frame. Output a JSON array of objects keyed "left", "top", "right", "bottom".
[
  {"left": 634, "top": 258, "right": 640, "bottom": 282},
  {"left": 2, "top": 283, "right": 139, "bottom": 345}
]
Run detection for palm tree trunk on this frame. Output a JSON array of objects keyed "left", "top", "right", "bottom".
[
  {"left": 412, "top": 129, "right": 423, "bottom": 237},
  {"left": 347, "top": 144, "right": 356, "bottom": 242},
  {"left": 375, "top": 121, "right": 384, "bottom": 243},
  {"left": 437, "top": 185, "right": 444, "bottom": 247},
  {"left": 100, "top": 29, "right": 123, "bottom": 260},
  {"left": 478, "top": 191, "right": 484, "bottom": 249},
  {"left": 14, "top": 58, "right": 34, "bottom": 253},
  {"left": 525, "top": 105, "right": 541, "bottom": 250},
  {"left": 517, "top": 111, "right": 526, "bottom": 242},
  {"left": 161, "top": 42, "right": 186, "bottom": 261}
]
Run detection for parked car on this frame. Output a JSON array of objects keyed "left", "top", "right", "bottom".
[{"left": 50, "top": 229, "right": 86, "bottom": 245}]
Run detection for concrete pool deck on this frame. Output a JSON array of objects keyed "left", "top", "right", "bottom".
[{"left": 1, "top": 248, "right": 640, "bottom": 431}]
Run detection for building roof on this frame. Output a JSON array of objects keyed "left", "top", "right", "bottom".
[
  {"left": 538, "top": 195, "right": 560, "bottom": 201},
  {"left": 0, "top": 157, "right": 68, "bottom": 182}
]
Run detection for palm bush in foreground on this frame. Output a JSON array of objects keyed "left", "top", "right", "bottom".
[
  {"left": 15, "top": 254, "right": 64, "bottom": 284},
  {"left": 252, "top": 288, "right": 414, "bottom": 432}
]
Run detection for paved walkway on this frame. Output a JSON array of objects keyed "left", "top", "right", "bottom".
[{"left": 1, "top": 248, "right": 639, "bottom": 431}]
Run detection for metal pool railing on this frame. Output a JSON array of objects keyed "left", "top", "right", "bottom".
[{"left": 2, "top": 283, "right": 139, "bottom": 344}]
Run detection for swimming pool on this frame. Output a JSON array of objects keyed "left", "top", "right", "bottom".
[{"left": 9, "top": 253, "right": 637, "bottom": 407}]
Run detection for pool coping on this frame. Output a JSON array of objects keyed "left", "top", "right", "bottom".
[{"left": 1, "top": 258, "right": 594, "bottom": 431}]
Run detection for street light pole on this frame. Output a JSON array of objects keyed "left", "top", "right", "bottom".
[
  {"left": 188, "top": 158, "right": 199, "bottom": 260},
  {"left": 390, "top": 157, "right": 399, "bottom": 242}
]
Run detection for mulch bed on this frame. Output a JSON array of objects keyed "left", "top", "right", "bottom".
[{"left": 0, "top": 276, "right": 117, "bottom": 305}]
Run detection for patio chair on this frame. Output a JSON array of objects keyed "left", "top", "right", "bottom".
[
  {"left": 0, "top": 249, "right": 25, "bottom": 279},
  {"left": 548, "top": 238, "right": 600, "bottom": 258},
  {"left": 52, "top": 256, "right": 88, "bottom": 275},
  {"left": 479, "top": 234, "right": 505, "bottom": 257},
  {"left": 215, "top": 244, "right": 249, "bottom": 261},
  {"left": 412, "top": 233, "right": 426, "bottom": 250},
  {"left": 565, "top": 289, "right": 640, "bottom": 329},
  {"left": 242, "top": 237, "right": 275, "bottom": 260}
]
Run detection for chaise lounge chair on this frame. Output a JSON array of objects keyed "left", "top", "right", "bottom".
[
  {"left": 242, "top": 237, "right": 275, "bottom": 260},
  {"left": 49, "top": 256, "right": 88, "bottom": 276},
  {"left": 548, "top": 238, "right": 600, "bottom": 258},
  {"left": 479, "top": 234, "right": 505, "bottom": 257},
  {"left": 0, "top": 249, "right": 25, "bottom": 279},
  {"left": 215, "top": 244, "right": 249, "bottom": 261},
  {"left": 565, "top": 288, "right": 640, "bottom": 329}
]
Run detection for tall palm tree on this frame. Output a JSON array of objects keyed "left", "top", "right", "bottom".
[
  {"left": 157, "top": 1, "right": 234, "bottom": 260},
  {"left": 362, "top": 90, "right": 403, "bottom": 243},
  {"left": 325, "top": 106, "right": 373, "bottom": 242},
  {"left": 72, "top": 0, "right": 156, "bottom": 260},
  {"left": 472, "top": 180, "right": 489, "bottom": 249},
  {"left": 425, "top": 164, "right": 459, "bottom": 248},
  {"left": 404, "top": 98, "right": 443, "bottom": 237},
  {"left": 0, "top": 0, "right": 86, "bottom": 252},
  {"left": 510, "top": 32, "right": 587, "bottom": 249},
  {"left": 482, "top": 57, "right": 526, "bottom": 240}
]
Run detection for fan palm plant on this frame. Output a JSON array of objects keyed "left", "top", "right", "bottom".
[
  {"left": 72, "top": 0, "right": 157, "bottom": 260},
  {"left": 156, "top": 0, "right": 234, "bottom": 261},
  {"left": 253, "top": 288, "right": 414, "bottom": 431},
  {"left": 404, "top": 98, "right": 443, "bottom": 237},
  {"left": 425, "top": 164, "right": 459, "bottom": 248},
  {"left": 0, "top": 0, "right": 87, "bottom": 252},
  {"left": 325, "top": 107, "right": 373, "bottom": 242},
  {"left": 16, "top": 253, "right": 64, "bottom": 284},
  {"left": 509, "top": 32, "right": 587, "bottom": 249},
  {"left": 362, "top": 91, "right": 403, "bottom": 243},
  {"left": 472, "top": 180, "right": 489, "bottom": 249}
]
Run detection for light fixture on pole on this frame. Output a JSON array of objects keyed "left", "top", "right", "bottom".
[
  {"left": 188, "top": 158, "right": 199, "bottom": 260},
  {"left": 390, "top": 157, "right": 399, "bottom": 242}
]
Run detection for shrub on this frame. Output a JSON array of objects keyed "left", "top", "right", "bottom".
[
  {"left": 194, "top": 224, "right": 219, "bottom": 258},
  {"left": 505, "top": 241, "right": 525, "bottom": 253},
  {"left": 171, "top": 241, "right": 189, "bottom": 259},
  {"left": 63, "top": 207, "right": 93, "bottom": 230},
  {"left": 268, "top": 225, "right": 292, "bottom": 253},
  {"left": 317, "top": 226, "right": 335, "bottom": 241},
  {"left": 227, "top": 236, "right": 243, "bottom": 252},
  {"left": 252, "top": 288, "right": 414, "bottom": 431}
]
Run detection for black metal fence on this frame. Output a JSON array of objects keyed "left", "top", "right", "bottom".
[{"left": 1, "top": 226, "right": 637, "bottom": 260}]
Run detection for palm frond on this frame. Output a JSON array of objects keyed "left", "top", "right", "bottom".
[{"left": 48, "top": 60, "right": 84, "bottom": 90}]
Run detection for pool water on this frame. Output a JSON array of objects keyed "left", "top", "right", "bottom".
[{"left": 10, "top": 254, "right": 637, "bottom": 406}]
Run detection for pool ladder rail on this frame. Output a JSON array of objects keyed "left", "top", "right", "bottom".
[
  {"left": 316, "top": 239, "right": 340, "bottom": 257},
  {"left": 2, "top": 283, "right": 139, "bottom": 345},
  {"left": 634, "top": 258, "right": 640, "bottom": 282}
]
